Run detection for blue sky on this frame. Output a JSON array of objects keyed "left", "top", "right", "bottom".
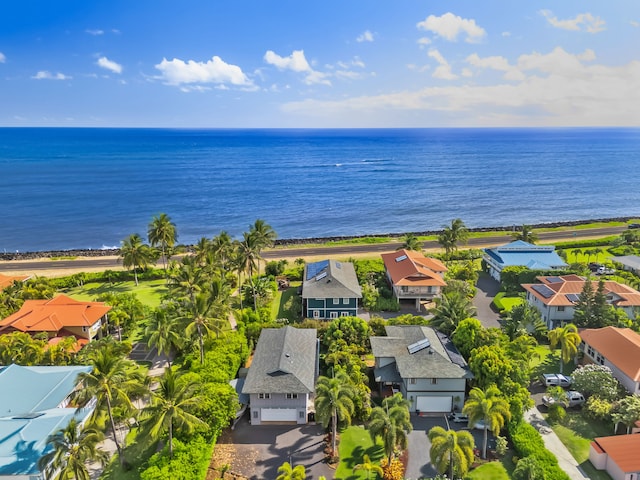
[{"left": 1, "top": 1, "right": 638, "bottom": 127}]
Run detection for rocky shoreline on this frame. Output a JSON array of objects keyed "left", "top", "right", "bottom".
[{"left": 0, "top": 216, "right": 635, "bottom": 262}]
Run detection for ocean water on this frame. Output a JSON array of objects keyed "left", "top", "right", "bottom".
[{"left": 0, "top": 127, "right": 639, "bottom": 253}]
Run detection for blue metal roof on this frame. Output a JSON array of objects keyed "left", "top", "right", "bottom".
[{"left": 484, "top": 241, "right": 567, "bottom": 269}]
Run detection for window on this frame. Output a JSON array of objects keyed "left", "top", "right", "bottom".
[
  {"left": 557, "top": 306, "right": 565, "bottom": 312},
  {"left": 286, "top": 393, "right": 298, "bottom": 399},
  {"left": 401, "top": 286, "right": 408, "bottom": 293},
  {"left": 410, "top": 378, "right": 417, "bottom": 385},
  {"left": 587, "top": 346, "right": 594, "bottom": 357},
  {"left": 431, "top": 378, "right": 438, "bottom": 385},
  {"left": 258, "top": 393, "right": 271, "bottom": 399},
  {"left": 330, "top": 311, "right": 338, "bottom": 319},
  {"left": 333, "top": 298, "right": 340, "bottom": 305},
  {"left": 313, "top": 310, "right": 320, "bottom": 319},
  {"left": 342, "top": 298, "right": 349, "bottom": 304},
  {"left": 253, "top": 411, "right": 258, "bottom": 418},
  {"left": 299, "top": 411, "right": 305, "bottom": 419},
  {"left": 341, "top": 312, "right": 349, "bottom": 317},
  {"left": 596, "top": 354, "right": 605, "bottom": 365}
]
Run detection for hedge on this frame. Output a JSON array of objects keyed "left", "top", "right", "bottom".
[
  {"left": 508, "top": 421, "right": 570, "bottom": 480},
  {"left": 554, "top": 236, "right": 618, "bottom": 249}
]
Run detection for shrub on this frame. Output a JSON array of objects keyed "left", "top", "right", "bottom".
[
  {"left": 546, "top": 404, "right": 566, "bottom": 423},
  {"left": 139, "top": 436, "right": 212, "bottom": 480},
  {"left": 507, "top": 421, "right": 570, "bottom": 480},
  {"left": 380, "top": 458, "right": 404, "bottom": 480},
  {"left": 585, "top": 396, "right": 613, "bottom": 422},
  {"left": 571, "top": 364, "right": 623, "bottom": 401},
  {"left": 375, "top": 297, "right": 400, "bottom": 312}
]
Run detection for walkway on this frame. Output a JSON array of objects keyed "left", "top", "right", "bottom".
[
  {"left": 524, "top": 408, "right": 590, "bottom": 479},
  {"left": 472, "top": 273, "right": 501, "bottom": 328}
]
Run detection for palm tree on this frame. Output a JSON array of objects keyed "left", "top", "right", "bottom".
[
  {"left": 276, "top": 461, "right": 306, "bottom": 480},
  {"left": 237, "top": 232, "right": 261, "bottom": 311},
  {"left": 120, "top": 233, "right": 154, "bottom": 286},
  {"left": 314, "top": 371, "right": 356, "bottom": 455},
  {"left": 141, "top": 367, "right": 206, "bottom": 459},
  {"left": 353, "top": 454, "right": 383, "bottom": 479},
  {"left": 449, "top": 218, "right": 469, "bottom": 244},
  {"left": 512, "top": 224, "right": 538, "bottom": 243},
  {"left": 146, "top": 308, "right": 182, "bottom": 367},
  {"left": 548, "top": 323, "right": 581, "bottom": 373},
  {"left": 399, "top": 233, "right": 421, "bottom": 251},
  {"left": 462, "top": 385, "right": 511, "bottom": 459},
  {"left": 430, "top": 290, "right": 477, "bottom": 335},
  {"left": 169, "top": 256, "right": 204, "bottom": 304},
  {"left": 211, "top": 231, "right": 234, "bottom": 269},
  {"left": 571, "top": 248, "right": 582, "bottom": 262},
  {"left": 75, "top": 346, "right": 146, "bottom": 466},
  {"left": 428, "top": 426, "right": 475, "bottom": 479},
  {"left": 147, "top": 213, "right": 177, "bottom": 277},
  {"left": 437, "top": 228, "right": 457, "bottom": 259},
  {"left": 38, "top": 418, "right": 108, "bottom": 480},
  {"left": 368, "top": 396, "right": 412, "bottom": 464}
]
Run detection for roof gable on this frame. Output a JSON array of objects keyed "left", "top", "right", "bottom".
[
  {"left": 301, "top": 260, "right": 362, "bottom": 299},
  {"left": 593, "top": 434, "right": 640, "bottom": 472},
  {"left": 523, "top": 276, "right": 640, "bottom": 308},
  {"left": 484, "top": 241, "right": 567, "bottom": 269},
  {"left": 381, "top": 250, "right": 447, "bottom": 287},
  {"left": 580, "top": 327, "right": 640, "bottom": 381}
]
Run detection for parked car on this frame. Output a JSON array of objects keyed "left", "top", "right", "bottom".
[
  {"left": 542, "top": 391, "right": 586, "bottom": 408},
  {"left": 471, "top": 420, "right": 487, "bottom": 430},
  {"left": 448, "top": 412, "right": 469, "bottom": 423},
  {"left": 540, "top": 373, "right": 572, "bottom": 388},
  {"left": 596, "top": 266, "right": 615, "bottom": 275},
  {"left": 589, "top": 262, "right": 603, "bottom": 272},
  {"left": 628, "top": 223, "right": 640, "bottom": 229}
]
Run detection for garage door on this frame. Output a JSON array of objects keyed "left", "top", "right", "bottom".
[
  {"left": 416, "top": 396, "right": 452, "bottom": 413},
  {"left": 261, "top": 408, "right": 298, "bottom": 422}
]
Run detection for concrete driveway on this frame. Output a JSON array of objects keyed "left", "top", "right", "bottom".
[
  {"left": 224, "top": 414, "right": 333, "bottom": 480},
  {"left": 473, "top": 273, "right": 502, "bottom": 328}
]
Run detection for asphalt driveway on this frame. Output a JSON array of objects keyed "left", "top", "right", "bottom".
[
  {"left": 473, "top": 273, "right": 502, "bottom": 328},
  {"left": 225, "top": 414, "right": 333, "bottom": 480}
]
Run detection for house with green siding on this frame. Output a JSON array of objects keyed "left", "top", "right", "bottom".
[{"left": 301, "top": 260, "right": 362, "bottom": 319}]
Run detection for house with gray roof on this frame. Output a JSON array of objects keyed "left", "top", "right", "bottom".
[
  {"left": 242, "top": 326, "right": 318, "bottom": 425},
  {"left": 483, "top": 240, "right": 568, "bottom": 281},
  {"left": 301, "top": 260, "right": 362, "bottom": 319},
  {"left": 370, "top": 325, "right": 471, "bottom": 414},
  {"left": 613, "top": 255, "right": 640, "bottom": 275},
  {"left": 0, "top": 364, "right": 95, "bottom": 479}
]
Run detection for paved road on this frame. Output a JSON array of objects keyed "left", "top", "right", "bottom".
[{"left": 0, "top": 226, "right": 627, "bottom": 274}]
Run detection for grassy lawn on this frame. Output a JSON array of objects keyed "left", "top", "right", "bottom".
[
  {"left": 335, "top": 426, "right": 385, "bottom": 480},
  {"left": 62, "top": 279, "right": 168, "bottom": 308},
  {"left": 466, "top": 461, "right": 509, "bottom": 479},
  {"left": 492, "top": 292, "right": 524, "bottom": 312},
  {"left": 100, "top": 428, "right": 157, "bottom": 480},
  {"left": 271, "top": 283, "right": 301, "bottom": 322},
  {"left": 529, "top": 345, "right": 576, "bottom": 381},
  {"left": 548, "top": 411, "right": 613, "bottom": 480}
]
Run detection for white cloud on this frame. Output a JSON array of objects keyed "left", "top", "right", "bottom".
[
  {"left": 280, "top": 47, "right": 640, "bottom": 127},
  {"left": 264, "top": 50, "right": 331, "bottom": 85},
  {"left": 417, "top": 12, "right": 486, "bottom": 43},
  {"left": 502, "top": 31, "right": 511, "bottom": 37},
  {"left": 428, "top": 49, "right": 457, "bottom": 80},
  {"left": 352, "top": 57, "right": 365, "bottom": 68},
  {"left": 0, "top": 52, "right": 5, "bottom": 63},
  {"left": 155, "top": 56, "right": 254, "bottom": 89},
  {"left": 32, "top": 71, "right": 71, "bottom": 80},
  {"left": 461, "top": 68, "right": 473, "bottom": 78},
  {"left": 86, "top": 29, "right": 104, "bottom": 35},
  {"left": 356, "top": 30, "right": 374, "bottom": 42},
  {"left": 630, "top": 20, "right": 639, "bottom": 28},
  {"left": 417, "top": 37, "right": 432, "bottom": 47},
  {"left": 466, "top": 53, "right": 525, "bottom": 81},
  {"left": 540, "top": 10, "right": 606, "bottom": 33},
  {"left": 97, "top": 56, "right": 123, "bottom": 74}
]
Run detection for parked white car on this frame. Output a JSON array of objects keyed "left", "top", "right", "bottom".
[
  {"left": 542, "top": 391, "right": 586, "bottom": 408},
  {"left": 448, "top": 412, "right": 469, "bottom": 423},
  {"left": 540, "top": 373, "right": 572, "bottom": 388}
]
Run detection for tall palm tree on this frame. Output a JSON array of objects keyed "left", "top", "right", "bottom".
[
  {"left": 548, "top": 323, "right": 581, "bottom": 373},
  {"left": 428, "top": 426, "right": 474, "bottom": 479},
  {"left": 276, "top": 461, "right": 306, "bottom": 480},
  {"left": 141, "top": 367, "right": 206, "bottom": 459},
  {"left": 462, "top": 385, "right": 511, "bottom": 459},
  {"left": 250, "top": 219, "right": 277, "bottom": 275},
  {"left": 146, "top": 308, "right": 182, "bottom": 367},
  {"left": 75, "top": 346, "right": 146, "bottom": 466},
  {"left": 211, "top": 230, "right": 234, "bottom": 270},
  {"left": 237, "top": 232, "right": 261, "bottom": 311},
  {"left": 368, "top": 396, "right": 412, "bottom": 464},
  {"left": 38, "top": 418, "right": 108, "bottom": 480},
  {"left": 512, "top": 224, "right": 538, "bottom": 244},
  {"left": 169, "top": 256, "right": 204, "bottom": 304},
  {"left": 437, "top": 228, "right": 457, "bottom": 259},
  {"left": 449, "top": 218, "right": 469, "bottom": 244},
  {"left": 353, "top": 454, "right": 383, "bottom": 479},
  {"left": 571, "top": 248, "right": 582, "bottom": 263},
  {"left": 399, "top": 233, "right": 421, "bottom": 251},
  {"left": 147, "top": 213, "right": 177, "bottom": 277},
  {"left": 315, "top": 371, "right": 356, "bottom": 455},
  {"left": 430, "top": 290, "right": 477, "bottom": 335},
  {"left": 120, "top": 233, "right": 154, "bottom": 286}
]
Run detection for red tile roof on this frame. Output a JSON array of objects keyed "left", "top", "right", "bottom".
[
  {"left": 0, "top": 273, "right": 30, "bottom": 291},
  {"left": 0, "top": 294, "right": 110, "bottom": 335},
  {"left": 580, "top": 327, "right": 640, "bottom": 382},
  {"left": 381, "top": 249, "right": 447, "bottom": 287},
  {"left": 593, "top": 434, "right": 640, "bottom": 472},
  {"left": 522, "top": 275, "right": 640, "bottom": 307}
]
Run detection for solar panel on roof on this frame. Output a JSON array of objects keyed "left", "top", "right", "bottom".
[
  {"left": 547, "top": 277, "right": 563, "bottom": 284},
  {"left": 315, "top": 272, "right": 328, "bottom": 281},
  {"left": 532, "top": 284, "right": 555, "bottom": 298},
  {"left": 395, "top": 255, "right": 408, "bottom": 262},
  {"left": 306, "top": 260, "right": 329, "bottom": 280},
  {"left": 407, "top": 338, "right": 431, "bottom": 354},
  {"left": 565, "top": 293, "right": 580, "bottom": 303}
]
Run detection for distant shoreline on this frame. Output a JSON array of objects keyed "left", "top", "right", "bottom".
[{"left": 0, "top": 216, "right": 635, "bottom": 262}]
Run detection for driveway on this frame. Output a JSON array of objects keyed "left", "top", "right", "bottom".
[
  {"left": 473, "top": 273, "right": 501, "bottom": 328},
  {"left": 220, "top": 414, "right": 333, "bottom": 480}
]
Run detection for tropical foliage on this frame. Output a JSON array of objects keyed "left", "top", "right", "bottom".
[{"left": 428, "top": 426, "right": 475, "bottom": 479}]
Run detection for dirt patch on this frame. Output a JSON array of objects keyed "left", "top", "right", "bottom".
[{"left": 207, "top": 430, "right": 249, "bottom": 480}]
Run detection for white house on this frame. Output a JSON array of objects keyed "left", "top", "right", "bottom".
[
  {"left": 483, "top": 240, "right": 567, "bottom": 281},
  {"left": 590, "top": 434, "right": 640, "bottom": 480}
]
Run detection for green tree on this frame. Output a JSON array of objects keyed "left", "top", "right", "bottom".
[
  {"left": 368, "top": 394, "right": 412, "bottom": 463},
  {"left": 141, "top": 368, "right": 206, "bottom": 458},
  {"left": 548, "top": 323, "right": 581, "bottom": 373},
  {"left": 250, "top": 219, "right": 277, "bottom": 275},
  {"left": 148, "top": 213, "right": 177, "bottom": 277},
  {"left": 437, "top": 228, "right": 457, "bottom": 259},
  {"left": 237, "top": 231, "right": 261, "bottom": 311},
  {"left": 512, "top": 225, "right": 538, "bottom": 243},
  {"left": 323, "top": 316, "right": 371, "bottom": 354},
  {"left": 573, "top": 279, "right": 595, "bottom": 327},
  {"left": 502, "top": 303, "right": 546, "bottom": 341},
  {"left": 571, "top": 364, "right": 621, "bottom": 401},
  {"left": 353, "top": 454, "right": 383, "bottom": 479},
  {"left": 452, "top": 318, "right": 488, "bottom": 359},
  {"left": 430, "top": 290, "right": 477, "bottom": 335},
  {"left": 314, "top": 371, "right": 356, "bottom": 455},
  {"left": 120, "top": 233, "right": 154, "bottom": 286},
  {"left": 468, "top": 345, "right": 513, "bottom": 389},
  {"left": 612, "top": 394, "right": 640, "bottom": 434},
  {"left": 146, "top": 308, "right": 182, "bottom": 367},
  {"left": 462, "top": 385, "right": 511, "bottom": 459},
  {"left": 512, "top": 456, "right": 544, "bottom": 480},
  {"left": 428, "top": 426, "right": 474, "bottom": 479},
  {"left": 399, "top": 233, "right": 421, "bottom": 251},
  {"left": 276, "top": 461, "right": 306, "bottom": 480},
  {"left": 38, "top": 418, "right": 108, "bottom": 480}
]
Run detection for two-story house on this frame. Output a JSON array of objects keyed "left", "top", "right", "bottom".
[
  {"left": 242, "top": 326, "right": 319, "bottom": 425},
  {"left": 483, "top": 240, "right": 567, "bottom": 281},
  {"left": 381, "top": 249, "right": 447, "bottom": 311},
  {"left": 370, "top": 325, "right": 471, "bottom": 413},
  {"left": 301, "top": 260, "right": 362, "bottom": 319}
]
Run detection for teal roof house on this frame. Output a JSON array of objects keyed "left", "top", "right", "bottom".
[
  {"left": 0, "top": 364, "right": 95, "bottom": 479},
  {"left": 301, "top": 260, "right": 362, "bottom": 319},
  {"left": 483, "top": 240, "right": 567, "bottom": 281}
]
